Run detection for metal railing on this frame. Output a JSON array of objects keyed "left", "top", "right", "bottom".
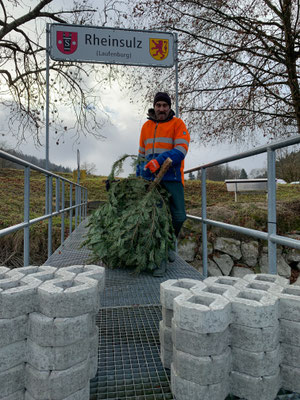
[
  {"left": 0, "top": 149, "right": 88, "bottom": 266},
  {"left": 184, "top": 135, "right": 300, "bottom": 278}
]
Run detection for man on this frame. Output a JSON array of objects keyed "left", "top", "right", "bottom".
[{"left": 136, "top": 92, "right": 190, "bottom": 276}]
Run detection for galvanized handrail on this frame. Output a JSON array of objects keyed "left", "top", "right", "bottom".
[
  {"left": 184, "top": 134, "right": 300, "bottom": 278},
  {"left": 0, "top": 149, "right": 88, "bottom": 266}
]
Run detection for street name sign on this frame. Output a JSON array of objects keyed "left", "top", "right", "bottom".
[{"left": 49, "top": 24, "right": 174, "bottom": 67}]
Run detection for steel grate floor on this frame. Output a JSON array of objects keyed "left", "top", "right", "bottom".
[{"left": 90, "top": 305, "right": 172, "bottom": 400}]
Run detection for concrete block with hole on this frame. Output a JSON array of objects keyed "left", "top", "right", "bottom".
[
  {"left": 171, "top": 364, "right": 230, "bottom": 400},
  {"left": 281, "top": 342, "right": 300, "bottom": 368},
  {"left": 230, "top": 322, "right": 279, "bottom": 352},
  {"left": 243, "top": 273, "right": 289, "bottom": 287},
  {"left": 0, "top": 315, "right": 28, "bottom": 348},
  {"left": 161, "top": 306, "right": 173, "bottom": 327},
  {"left": 173, "top": 347, "right": 231, "bottom": 385},
  {"left": 160, "top": 345, "right": 173, "bottom": 370},
  {"left": 230, "top": 369, "right": 281, "bottom": 400},
  {"left": 172, "top": 320, "right": 230, "bottom": 357},
  {"left": 24, "top": 384, "right": 90, "bottom": 400},
  {"left": 26, "top": 338, "right": 89, "bottom": 371},
  {"left": 270, "top": 285, "right": 300, "bottom": 322},
  {"left": 28, "top": 312, "right": 91, "bottom": 347},
  {"left": 25, "top": 360, "right": 89, "bottom": 400},
  {"left": 0, "top": 341, "right": 26, "bottom": 373},
  {"left": 173, "top": 290, "right": 231, "bottom": 334},
  {"left": 0, "top": 364, "right": 25, "bottom": 399},
  {"left": 160, "top": 279, "right": 205, "bottom": 310},
  {"left": 231, "top": 345, "right": 281, "bottom": 376},
  {"left": 280, "top": 318, "right": 300, "bottom": 346},
  {"left": 229, "top": 288, "right": 279, "bottom": 327},
  {"left": 1, "top": 390, "right": 25, "bottom": 400},
  {"left": 281, "top": 364, "right": 300, "bottom": 393}
]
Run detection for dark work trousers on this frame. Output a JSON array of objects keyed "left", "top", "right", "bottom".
[{"left": 161, "top": 181, "right": 187, "bottom": 237}]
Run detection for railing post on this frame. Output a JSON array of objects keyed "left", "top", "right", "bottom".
[
  {"left": 61, "top": 180, "right": 65, "bottom": 244},
  {"left": 267, "top": 148, "right": 277, "bottom": 274},
  {"left": 85, "top": 188, "right": 88, "bottom": 218},
  {"left": 202, "top": 168, "right": 208, "bottom": 278},
  {"left": 56, "top": 177, "right": 60, "bottom": 214},
  {"left": 48, "top": 176, "right": 53, "bottom": 258},
  {"left": 69, "top": 183, "right": 73, "bottom": 235},
  {"left": 24, "top": 167, "right": 30, "bottom": 266},
  {"left": 75, "top": 185, "right": 78, "bottom": 228},
  {"left": 79, "top": 186, "right": 82, "bottom": 224}
]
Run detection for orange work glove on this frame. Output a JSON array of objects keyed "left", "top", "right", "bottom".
[{"left": 145, "top": 159, "right": 160, "bottom": 173}]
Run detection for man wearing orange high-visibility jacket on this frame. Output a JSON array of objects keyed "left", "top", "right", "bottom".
[{"left": 136, "top": 92, "right": 190, "bottom": 276}]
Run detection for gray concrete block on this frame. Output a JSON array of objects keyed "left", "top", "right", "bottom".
[
  {"left": 173, "top": 347, "right": 231, "bottom": 385},
  {"left": 199, "top": 283, "right": 239, "bottom": 300},
  {"left": 0, "top": 315, "right": 28, "bottom": 347},
  {"left": 281, "top": 364, "right": 300, "bottom": 393},
  {"left": 281, "top": 342, "right": 300, "bottom": 368},
  {"left": 160, "top": 279, "right": 204, "bottom": 310},
  {"left": 230, "top": 369, "right": 281, "bottom": 400},
  {"left": 280, "top": 319, "right": 300, "bottom": 346},
  {"left": 273, "top": 285, "right": 300, "bottom": 322},
  {"left": 25, "top": 384, "right": 90, "bottom": 400},
  {"left": 1, "top": 391, "right": 24, "bottom": 400},
  {"left": 0, "top": 270, "right": 25, "bottom": 289},
  {"left": 171, "top": 363, "right": 230, "bottom": 400},
  {"left": 25, "top": 360, "right": 89, "bottom": 400},
  {"left": 173, "top": 290, "right": 231, "bottom": 334},
  {"left": 26, "top": 338, "right": 89, "bottom": 371},
  {"left": 230, "top": 322, "right": 279, "bottom": 352},
  {"left": 0, "top": 341, "right": 26, "bottom": 373},
  {"left": 89, "top": 356, "right": 98, "bottom": 379},
  {"left": 204, "top": 276, "right": 246, "bottom": 289},
  {"left": 89, "top": 326, "right": 99, "bottom": 357},
  {"left": 231, "top": 345, "right": 280, "bottom": 377},
  {"left": 0, "top": 267, "right": 10, "bottom": 277},
  {"left": 161, "top": 306, "right": 173, "bottom": 327},
  {"left": 243, "top": 273, "right": 289, "bottom": 287},
  {"left": 229, "top": 288, "right": 279, "bottom": 327},
  {"left": 159, "top": 320, "right": 172, "bottom": 352},
  {"left": 172, "top": 321, "right": 230, "bottom": 357},
  {"left": 0, "top": 364, "right": 25, "bottom": 398},
  {"left": 37, "top": 276, "right": 99, "bottom": 317},
  {"left": 28, "top": 312, "right": 91, "bottom": 347},
  {"left": 160, "top": 345, "right": 173, "bottom": 369},
  {"left": 0, "top": 277, "right": 40, "bottom": 319}
]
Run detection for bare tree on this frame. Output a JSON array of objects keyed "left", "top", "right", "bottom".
[
  {"left": 124, "top": 0, "right": 300, "bottom": 144},
  {"left": 0, "top": 0, "right": 124, "bottom": 145}
]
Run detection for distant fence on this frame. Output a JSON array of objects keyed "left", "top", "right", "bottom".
[
  {"left": 184, "top": 135, "right": 300, "bottom": 278},
  {"left": 0, "top": 150, "right": 88, "bottom": 266}
]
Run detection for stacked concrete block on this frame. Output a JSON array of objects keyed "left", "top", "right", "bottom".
[
  {"left": 159, "top": 279, "right": 204, "bottom": 368},
  {"left": 273, "top": 284, "right": 300, "bottom": 394},
  {"left": 0, "top": 264, "right": 105, "bottom": 400},
  {"left": 171, "top": 288, "right": 232, "bottom": 400},
  {"left": 160, "top": 273, "right": 300, "bottom": 400}
]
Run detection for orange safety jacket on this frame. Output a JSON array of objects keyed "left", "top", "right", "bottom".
[{"left": 136, "top": 109, "right": 190, "bottom": 185}]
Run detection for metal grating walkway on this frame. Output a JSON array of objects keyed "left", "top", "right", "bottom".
[{"left": 44, "top": 220, "right": 300, "bottom": 400}]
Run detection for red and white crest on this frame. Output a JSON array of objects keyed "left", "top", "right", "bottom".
[{"left": 56, "top": 31, "right": 78, "bottom": 55}]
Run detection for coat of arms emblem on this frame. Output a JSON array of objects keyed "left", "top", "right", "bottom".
[
  {"left": 56, "top": 31, "right": 78, "bottom": 55},
  {"left": 149, "top": 39, "right": 169, "bottom": 61}
]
